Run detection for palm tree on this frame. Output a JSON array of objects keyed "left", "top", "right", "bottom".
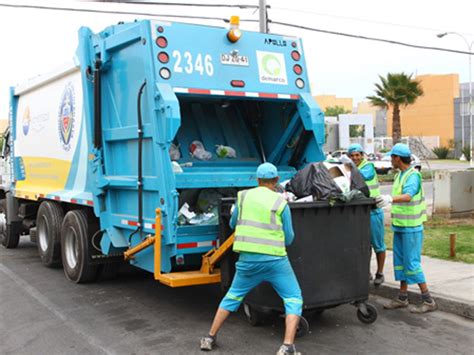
[{"left": 367, "top": 73, "right": 423, "bottom": 144}]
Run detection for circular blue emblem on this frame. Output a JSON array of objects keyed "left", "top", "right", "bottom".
[{"left": 58, "top": 83, "right": 75, "bottom": 151}]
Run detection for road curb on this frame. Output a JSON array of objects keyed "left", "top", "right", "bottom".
[{"left": 369, "top": 283, "right": 474, "bottom": 320}]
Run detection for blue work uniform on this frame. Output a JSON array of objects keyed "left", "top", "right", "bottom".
[
  {"left": 359, "top": 163, "right": 386, "bottom": 253},
  {"left": 392, "top": 171, "right": 426, "bottom": 285},
  {"left": 219, "top": 203, "right": 303, "bottom": 315}
]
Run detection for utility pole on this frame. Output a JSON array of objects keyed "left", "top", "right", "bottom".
[{"left": 259, "top": 0, "right": 268, "bottom": 33}]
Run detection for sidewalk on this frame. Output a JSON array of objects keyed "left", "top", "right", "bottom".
[{"left": 369, "top": 251, "right": 474, "bottom": 319}]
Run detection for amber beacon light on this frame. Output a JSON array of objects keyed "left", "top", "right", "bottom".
[{"left": 227, "top": 16, "right": 242, "bottom": 43}]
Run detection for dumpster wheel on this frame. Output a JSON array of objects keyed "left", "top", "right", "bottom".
[
  {"left": 243, "top": 303, "right": 263, "bottom": 326},
  {"left": 356, "top": 303, "right": 378, "bottom": 324},
  {"left": 296, "top": 316, "right": 310, "bottom": 338}
]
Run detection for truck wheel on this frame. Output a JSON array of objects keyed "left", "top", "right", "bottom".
[
  {"left": 97, "top": 262, "right": 120, "bottom": 281},
  {"left": 0, "top": 199, "right": 21, "bottom": 249},
  {"left": 61, "top": 210, "right": 98, "bottom": 283},
  {"left": 37, "top": 201, "right": 64, "bottom": 267}
]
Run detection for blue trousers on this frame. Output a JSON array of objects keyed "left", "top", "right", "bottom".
[
  {"left": 393, "top": 230, "right": 426, "bottom": 285},
  {"left": 219, "top": 257, "right": 303, "bottom": 315},
  {"left": 370, "top": 208, "right": 386, "bottom": 253}
]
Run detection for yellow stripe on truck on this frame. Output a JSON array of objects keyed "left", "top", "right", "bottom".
[{"left": 15, "top": 156, "right": 71, "bottom": 200}]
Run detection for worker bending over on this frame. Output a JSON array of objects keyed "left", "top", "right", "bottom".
[
  {"left": 377, "top": 143, "right": 437, "bottom": 313},
  {"left": 348, "top": 143, "right": 386, "bottom": 286},
  {"left": 200, "top": 163, "right": 303, "bottom": 355}
]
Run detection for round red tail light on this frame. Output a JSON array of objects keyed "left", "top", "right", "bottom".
[
  {"left": 291, "top": 50, "right": 301, "bottom": 61},
  {"left": 158, "top": 52, "right": 169, "bottom": 63},
  {"left": 293, "top": 64, "right": 303, "bottom": 75},
  {"left": 156, "top": 36, "right": 168, "bottom": 48}
]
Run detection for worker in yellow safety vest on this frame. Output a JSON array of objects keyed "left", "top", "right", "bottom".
[
  {"left": 200, "top": 163, "right": 303, "bottom": 355},
  {"left": 348, "top": 143, "right": 386, "bottom": 287},
  {"left": 376, "top": 143, "right": 437, "bottom": 313}
]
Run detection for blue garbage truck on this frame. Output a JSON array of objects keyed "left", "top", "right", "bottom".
[{"left": 0, "top": 18, "right": 325, "bottom": 286}]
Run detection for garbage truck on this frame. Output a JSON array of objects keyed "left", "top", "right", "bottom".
[{"left": 1, "top": 18, "right": 326, "bottom": 286}]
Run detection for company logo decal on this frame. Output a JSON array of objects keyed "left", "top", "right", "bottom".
[
  {"left": 58, "top": 83, "right": 75, "bottom": 151},
  {"left": 256, "top": 51, "right": 288, "bottom": 85},
  {"left": 22, "top": 106, "right": 31, "bottom": 136}
]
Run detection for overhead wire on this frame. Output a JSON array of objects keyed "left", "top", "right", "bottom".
[
  {"left": 0, "top": 3, "right": 258, "bottom": 22},
  {"left": 270, "top": 20, "right": 474, "bottom": 55},
  {"left": 0, "top": 2, "right": 471, "bottom": 54},
  {"left": 271, "top": 6, "right": 474, "bottom": 37},
  {"left": 112, "top": 1, "right": 259, "bottom": 9}
]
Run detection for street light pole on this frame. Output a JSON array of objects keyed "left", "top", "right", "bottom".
[{"left": 438, "top": 32, "right": 473, "bottom": 166}]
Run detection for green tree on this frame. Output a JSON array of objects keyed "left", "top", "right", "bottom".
[
  {"left": 367, "top": 73, "right": 423, "bottom": 144},
  {"left": 324, "top": 105, "right": 350, "bottom": 117}
]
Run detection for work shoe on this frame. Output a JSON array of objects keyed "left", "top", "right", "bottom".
[
  {"left": 200, "top": 335, "right": 216, "bottom": 351},
  {"left": 276, "top": 344, "right": 301, "bottom": 355},
  {"left": 383, "top": 298, "right": 409, "bottom": 310},
  {"left": 373, "top": 273, "right": 385, "bottom": 287},
  {"left": 410, "top": 300, "right": 438, "bottom": 314}
]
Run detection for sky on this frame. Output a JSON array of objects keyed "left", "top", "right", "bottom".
[{"left": 0, "top": 0, "right": 473, "bottom": 118}]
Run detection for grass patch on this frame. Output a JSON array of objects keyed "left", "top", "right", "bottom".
[{"left": 384, "top": 220, "right": 474, "bottom": 264}]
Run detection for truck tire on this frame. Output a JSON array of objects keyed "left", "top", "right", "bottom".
[
  {"left": 61, "top": 210, "right": 98, "bottom": 283},
  {"left": 36, "top": 201, "right": 64, "bottom": 267},
  {"left": 0, "top": 199, "right": 21, "bottom": 249}
]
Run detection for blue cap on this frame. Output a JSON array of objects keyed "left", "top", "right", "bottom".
[
  {"left": 256, "top": 163, "right": 278, "bottom": 179},
  {"left": 387, "top": 143, "right": 411, "bottom": 157},
  {"left": 348, "top": 143, "right": 364, "bottom": 154}
]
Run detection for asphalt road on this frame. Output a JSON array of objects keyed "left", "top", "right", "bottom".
[{"left": 1, "top": 240, "right": 473, "bottom": 355}]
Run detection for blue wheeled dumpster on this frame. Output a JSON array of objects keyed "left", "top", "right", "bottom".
[{"left": 219, "top": 198, "right": 378, "bottom": 335}]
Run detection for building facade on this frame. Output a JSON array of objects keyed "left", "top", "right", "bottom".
[
  {"left": 387, "top": 74, "right": 459, "bottom": 148},
  {"left": 314, "top": 95, "right": 353, "bottom": 113},
  {"left": 454, "top": 82, "right": 473, "bottom": 157}
]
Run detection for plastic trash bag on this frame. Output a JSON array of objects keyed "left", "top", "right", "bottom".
[
  {"left": 349, "top": 164, "right": 370, "bottom": 198},
  {"left": 169, "top": 143, "right": 181, "bottom": 160},
  {"left": 216, "top": 145, "right": 237, "bottom": 158},
  {"left": 286, "top": 162, "right": 342, "bottom": 200},
  {"left": 189, "top": 140, "right": 212, "bottom": 160},
  {"left": 196, "top": 189, "right": 224, "bottom": 213},
  {"left": 338, "top": 189, "right": 367, "bottom": 202},
  {"left": 172, "top": 161, "right": 183, "bottom": 173}
]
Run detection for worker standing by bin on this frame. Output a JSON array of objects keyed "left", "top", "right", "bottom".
[
  {"left": 200, "top": 163, "right": 303, "bottom": 355},
  {"left": 348, "top": 144, "right": 386, "bottom": 287},
  {"left": 376, "top": 143, "right": 437, "bottom": 313}
]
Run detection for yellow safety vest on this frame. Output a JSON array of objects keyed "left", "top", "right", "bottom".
[
  {"left": 233, "top": 187, "right": 287, "bottom": 256},
  {"left": 391, "top": 168, "right": 427, "bottom": 227},
  {"left": 358, "top": 159, "right": 381, "bottom": 198}
]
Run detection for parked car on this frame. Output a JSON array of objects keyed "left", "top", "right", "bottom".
[{"left": 373, "top": 154, "right": 422, "bottom": 175}]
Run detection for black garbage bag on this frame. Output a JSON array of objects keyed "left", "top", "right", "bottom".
[
  {"left": 286, "top": 162, "right": 342, "bottom": 200},
  {"left": 348, "top": 163, "right": 370, "bottom": 198}
]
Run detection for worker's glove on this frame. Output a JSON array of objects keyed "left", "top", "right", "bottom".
[{"left": 375, "top": 195, "right": 392, "bottom": 209}]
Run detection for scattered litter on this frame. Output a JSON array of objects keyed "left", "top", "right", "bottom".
[
  {"left": 169, "top": 143, "right": 181, "bottom": 160},
  {"left": 216, "top": 145, "right": 237, "bottom": 158},
  {"left": 178, "top": 203, "right": 196, "bottom": 225},
  {"left": 189, "top": 212, "right": 216, "bottom": 225},
  {"left": 172, "top": 161, "right": 183, "bottom": 173},
  {"left": 295, "top": 195, "right": 313, "bottom": 203},
  {"left": 189, "top": 140, "right": 212, "bottom": 160}
]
